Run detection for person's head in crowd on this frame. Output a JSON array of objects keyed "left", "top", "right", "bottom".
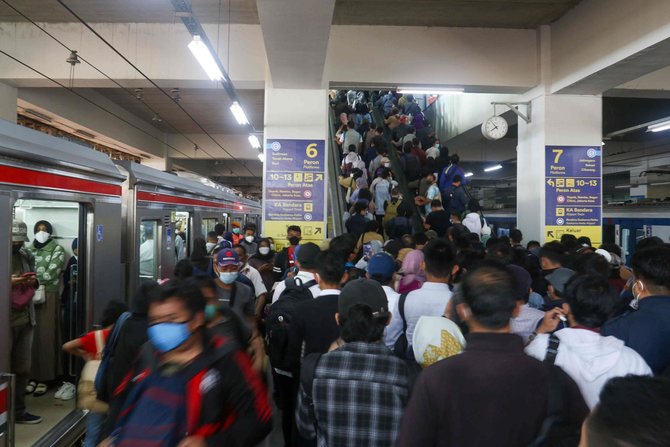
[
  {"left": 403, "top": 140, "right": 413, "bottom": 154},
  {"left": 458, "top": 262, "right": 518, "bottom": 332},
  {"left": 243, "top": 224, "right": 256, "bottom": 243},
  {"left": 347, "top": 144, "right": 357, "bottom": 155},
  {"left": 560, "top": 234, "right": 579, "bottom": 252},
  {"left": 577, "top": 236, "right": 592, "bottom": 248},
  {"left": 380, "top": 157, "right": 391, "bottom": 169},
  {"left": 467, "top": 232, "right": 481, "bottom": 247},
  {"left": 391, "top": 187, "right": 401, "bottom": 200},
  {"left": 354, "top": 201, "right": 368, "bottom": 216},
  {"left": 380, "top": 167, "right": 391, "bottom": 180},
  {"left": 574, "top": 252, "right": 609, "bottom": 279},
  {"left": 465, "top": 198, "right": 480, "bottom": 214},
  {"left": 425, "top": 172, "right": 436, "bottom": 186},
  {"left": 452, "top": 174, "right": 463, "bottom": 187},
  {"left": 598, "top": 242, "right": 622, "bottom": 258},
  {"left": 507, "top": 264, "right": 533, "bottom": 305},
  {"left": 336, "top": 279, "right": 391, "bottom": 343},
  {"left": 562, "top": 274, "right": 615, "bottom": 329},
  {"left": 347, "top": 121, "right": 356, "bottom": 130},
  {"left": 384, "top": 239, "right": 402, "bottom": 261},
  {"left": 357, "top": 187, "right": 373, "bottom": 203},
  {"left": 412, "top": 137, "right": 420, "bottom": 147},
  {"left": 630, "top": 245, "right": 670, "bottom": 301},
  {"left": 287, "top": 225, "right": 302, "bottom": 247},
  {"left": 231, "top": 221, "right": 241, "bottom": 235},
  {"left": 499, "top": 235, "right": 511, "bottom": 246},
  {"left": 400, "top": 234, "right": 416, "bottom": 249},
  {"left": 233, "top": 244, "right": 248, "bottom": 265},
  {"left": 425, "top": 230, "right": 438, "bottom": 241},
  {"left": 414, "top": 233, "right": 429, "bottom": 249},
  {"left": 527, "top": 240, "right": 541, "bottom": 257},
  {"left": 366, "top": 252, "right": 397, "bottom": 287},
  {"left": 486, "top": 241, "right": 514, "bottom": 264},
  {"left": 510, "top": 229, "right": 523, "bottom": 246},
  {"left": 174, "top": 259, "right": 194, "bottom": 280},
  {"left": 580, "top": 376, "right": 670, "bottom": 447},
  {"left": 450, "top": 250, "right": 486, "bottom": 285},
  {"left": 636, "top": 236, "right": 664, "bottom": 252},
  {"left": 546, "top": 267, "right": 575, "bottom": 301},
  {"left": 422, "top": 239, "right": 456, "bottom": 282},
  {"left": 449, "top": 211, "right": 461, "bottom": 225},
  {"left": 147, "top": 278, "right": 206, "bottom": 355},
  {"left": 256, "top": 238, "right": 274, "bottom": 258},
  {"left": 214, "top": 249, "right": 240, "bottom": 285},
  {"left": 374, "top": 126, "right": 384, "bottom": 136},
  {"left": 214, "top": 223, "right": 225, "bottom": 238},
  {"left": 447, "top": 224, "right": 471, "bottom": 252},
  {"left": 132, "top": 280, "right": 160, "bottom": 315},
  {"left": 191, "top": 237, "right": 208, "bottom": 262},
  {"left": 101, "top": 300, "right": 129, "bottom": 328},
  {"left": 315, "top": 250, "right": 346, "bottom": 290},
  {"left": 450, "top": 154, "right": 460, "bottom": 165},
  {"left": 400, "top": 249, "right": 425, "bottom": 286},
  {"left": 206, "top": 231, "right": 218, "bottom": 249},
  {"left": 397, "top": 201, "right": 413, "bottom": 218},
  {"left": 330, "top": 234, "right": 359, "bottom": 264},
  {"left": 365, "top": 219, "right": 380, "bottom": 234},
  {"left": 295, "top": 242, "right": 321, "bottom": 273},
  {"left": 408, "top": 126, "right": 416, "bottom": 135},
  {"left": 540, "top": 241, "right": 566, "bottom": 271},
  {"left": 430, "top": 199, "right": 443, "bottom": 212},
  {"left": 267, "top": 237, "right": 275, "bottom": 251}
]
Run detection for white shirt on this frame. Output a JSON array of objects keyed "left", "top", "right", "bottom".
[
  {"left": 239, "top": 263, "right": 267, "bottom": 298},
  {"left": 271, "top": 271, "right": 321, "bottom": 303},
  {"left": 382, "top": 285, "right": 401, "bottom": 349},
  {"left": 525, "top": 328, "right": 652, "bottom": 409},
  {"left": 387, "top": 282, "right": 452, "bottom": 348},
  {"left": 317, "top": 289, "right": 341, "bottom": 297},
  {"left": 462, "top": 212, "right": 482, "bottom": 238},
  {"left": 425, "top": 146, "right": 440, "bottom": 159},
  {"left": 139, "top": 239, "right": 155, "bottom": 277}
]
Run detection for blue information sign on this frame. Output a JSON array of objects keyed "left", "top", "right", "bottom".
[{"left": 545, "top": 146, "right": 602, "bottom": 244}]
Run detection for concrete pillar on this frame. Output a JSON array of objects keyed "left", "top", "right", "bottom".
[
  {"left": 262, "top": 84, "right": 328, "bottom": 247},
  {"left": 0, "top": 82, "right": 17, "bottom": 123},
  {"left": 142, "top": 155, "right": 173, "bottom": 172},
  {"left": 517, "top": 94, "right": 602, "bottom": 244}
]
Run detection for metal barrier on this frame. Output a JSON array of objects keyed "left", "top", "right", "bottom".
[
  {"left": 0, "top": 373, "right": 15, "bottom": 447},
  {"left": 327, "top": 109, "right": 346, "bottom": 236}
]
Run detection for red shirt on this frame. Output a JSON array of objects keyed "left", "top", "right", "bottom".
[{"left": 80, "top": 329, "right": 110, "bottom": 358}]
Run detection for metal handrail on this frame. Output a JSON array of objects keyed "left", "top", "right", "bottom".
[{"left": 328, "top": 110, "right": 346, "bottom": 236}]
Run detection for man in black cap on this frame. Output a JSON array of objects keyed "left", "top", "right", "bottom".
[
  {"left": 296, "top": 279, "right": 412, "bottom": 447},
  {"left": 271, "top": 242, "right": 322, "bottom": 304}
]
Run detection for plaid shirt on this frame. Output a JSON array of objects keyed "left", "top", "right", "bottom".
[{"left": 296, "top": 341, "right": 411, "bottom": 447}]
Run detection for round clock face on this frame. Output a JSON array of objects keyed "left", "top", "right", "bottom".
[{"left": 482, "top": 116, "right": 509, "bottom": 141}]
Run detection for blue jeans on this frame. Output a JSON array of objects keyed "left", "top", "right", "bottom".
[{"left": 85, "top": 411, "right": 106, "bottom": 447}]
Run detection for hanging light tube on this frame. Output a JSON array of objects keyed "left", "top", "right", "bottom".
[
  {"left": 230, "top": 101, "right": 249, "bottom": 125},
  {"left": 188, "top": 35, "right": 224, "bottom": 81},
  {"left": 248, "top": 134, "right": 261, "bottom": 149},
  {"left": 464, "top": 172, "right": 474, "bottom": 177},
  {"left": 484, "top": 164, "right": 503, "bottom": 172},
  {"left": 647, "top": 120, "right": 670, "bottom": 133},
  {"left": 397, "top": 87, "right": 464, "bottom": 95},
  {"left": 257, "top": 150, "right": 265, "bottom": 162}
]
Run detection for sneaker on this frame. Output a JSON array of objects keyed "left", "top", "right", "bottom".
[
  {"left": 58, "top": 382, "right": 76, "bottom": 401},
  {"left": 16, "top": 412, "right": 43, "bottom": 424},
  {"left": 54, "top": 382, "right": 71, "bottom": 399}
]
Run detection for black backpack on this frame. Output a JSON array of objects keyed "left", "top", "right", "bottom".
[{"left": 266, "top": 277, "right": 317, "bottom": 371}]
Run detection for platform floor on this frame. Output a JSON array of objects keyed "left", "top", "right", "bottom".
[{"left": 15, "top": 386, "right": 76, "bottom": 447}]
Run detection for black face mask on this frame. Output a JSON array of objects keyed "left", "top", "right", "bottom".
[
  {"left": 12, "top": 244, "right": 22, "bottom": 254},
  {"left": 288, "top": 236, "right": 300, "bottom": 246}
]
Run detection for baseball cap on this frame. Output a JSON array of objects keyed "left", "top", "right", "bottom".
[
  {"left": 366, "top": 253, "right": 396, "bottom": 279},
  {"left": 338, "top": 278, "right": 389, "bottom": 317},
  {"left": 296, "top": 243, "right": 320, "bottom": 269},
  {"left": 12, "top": 220, "right": 29, "bottom": 242},
  {"left": 546, "top": 268, "right": 575, "bottom": 296},
  {"left": 216, "top": 248, "right": 239, "bottom": 267}
]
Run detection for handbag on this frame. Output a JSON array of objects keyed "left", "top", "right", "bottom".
[
  {"left": 78, "top": 330, "right": 108, "bottom": 412},
  {"left": 11, "top": 284, "right": 35, "bottom": 310},
  {"left": 32, "top": 285, "right": 46, "bottom": 305}
]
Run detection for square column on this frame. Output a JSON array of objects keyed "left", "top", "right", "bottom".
[
  {"left": 0, "top": 82, "right": 17, "bottom": 123},
  {"left": 263, "top": 86, "right": 329, "bottom": 247},
  {"left": 517, "top": 94, "right": 602, "bottom": 245}
]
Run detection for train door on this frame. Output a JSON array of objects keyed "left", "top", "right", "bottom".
[
  {"left": 173, "top": 211, "right": 190, "bottom": 262},
  {"left": 11, "top": 199, "right": 84, "bottom": 447}
]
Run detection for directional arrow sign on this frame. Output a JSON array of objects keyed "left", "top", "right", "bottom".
[
  {"left": 315, "top": 227, "right": 322, "bottom": 234},
  {"left": 547, "top": 231, "right": 554, "bottom": 238}
]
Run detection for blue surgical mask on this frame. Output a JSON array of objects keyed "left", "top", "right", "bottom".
[
  {"left": 233, "top": 228, "right": 240, "bottom": 235},
  {"left": 204, "top": 304, "right": 219, "bottom": 321},
  {"left": 147, "top": 322, "right": 191, "bottom": 353},
  {"left": 219, "top": 271, "right": 238, "bottom": 284}
]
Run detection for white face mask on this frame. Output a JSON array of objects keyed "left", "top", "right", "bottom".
[
  {"left": 35, "top": 231, "right": 50, "bottom": 244},
  {"left": 206, "top": 242, "right": 216, "bottom": 252},
  {"left": 259, "top": 247, "right": 270, "bottom": 255},
  {"left": 384, "top": 163, "right": 391, "bottom": 167},
  {"left": 244, "top": 235, "right": 254, "bottom": 243}
]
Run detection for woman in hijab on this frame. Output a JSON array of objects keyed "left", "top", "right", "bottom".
[
  {"left": 27, "top": 219, "right": 65, "bottom": 396},
  {"left": 398, "top": 249, "right": 426, "bottom": 294},
  {"left": 190, "top": 237, "right": 211, "bottom": 277}
]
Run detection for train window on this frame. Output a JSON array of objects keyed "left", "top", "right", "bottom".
[
  {"left": 174, "top": 212, "right": 189, "bottom": 261},
  {"left": 12, "top": 199, "right": 80, "bottom": 445},
  {"left": 139, "top": 220, "right": 159, "bottom": 280},
  {"left": 201, "top": 218, "right": 217, "bottom": 237}
]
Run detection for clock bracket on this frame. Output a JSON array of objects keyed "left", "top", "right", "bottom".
[{"left": 491, "top": 101, "right": 532, "bottom": 124}]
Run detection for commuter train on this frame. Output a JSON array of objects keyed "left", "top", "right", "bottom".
[
  {"left": 484, "top": 207, "right": 670, "bottom": 263},
  {"left": 0, "top": 119, "right": 261, "bottom": 446}
]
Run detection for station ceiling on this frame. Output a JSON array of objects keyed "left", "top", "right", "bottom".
[{"left": 0, "top": 0, "right": 583, "bottom": 29}]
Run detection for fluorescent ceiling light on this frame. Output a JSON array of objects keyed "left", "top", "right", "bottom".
[
  {"left": 188, "top": 35, "right": 224, "bottom": 81},
  {"left": 230, "top": 101, "right": 249, "bottom": 125},
  {"left": 257, "top": 151, "right": 265, "bottom": 162},
  {"left": 248, "top": 135, "right": 261, "bottom": 149},
  {"left": 464, "top": 172, "right": 474, "bottom": 178},
  {"left": 648, "top": 120, "right": 670, "bottom": 132},
  {"left": 397, "top": 87, "right": 464, "bottom": 95},
  {"left": 614, "top": 185, "right": 631, "bottom": 189},
  {"left": 484, "top": 164, "right": 503, "bottom": 172}
]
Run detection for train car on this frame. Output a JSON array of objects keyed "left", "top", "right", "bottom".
[
  {"left": 0, "top": 120, "right": 125, "bottom": 446},
  {"left": 115, "top": 161, "right": 262, "bottom": 296}
]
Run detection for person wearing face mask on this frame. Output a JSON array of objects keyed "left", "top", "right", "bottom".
[
  {"left": 240, "top": 224, "right": 258, "bottom": 256},
  {"left": 601, "top": 246, "right": 670, "bottom": 375},
  {"left": 27, "top": 219, "right": 65, "bottom": 397},
  {"left": 98, "top": 279, "right": 272, "bottom": 447},
  {"left": 225, "top": 221, "right": 243, "bottom": 246},
  {"left": 10, "top": 220, "right": 42, "bottom": 424},
  {"left": 212, "top": 249, "right": 257, "bottom": 331},
  {"left": 424, "top": 137, "right": 441, "bottom": 160},
  {"left": 205, "top": 231, "right": 218, "bottom": 254},
  {"left": 248, "top": 238, "right": 276, "bottom": 298},
  {"left": 234, "top": 245, "right": 268, "bottom": 317},
  {"left": 273, "top": 225, "right": 302, "bottom": 282}
]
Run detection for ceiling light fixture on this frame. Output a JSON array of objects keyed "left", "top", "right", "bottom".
[
  {"left": 257, "top": 151, "right": 265, "bottom": 163},
  {"left": 647, "top": 120, "right": 670, "bottom": 133},
  {"left": 614, "top": 185, "right": 631, "bottom": 189},
  {"left": 248, "top": 134, "right": 261, "bottom": 149},
  {"left": 397, "top": 87, "right": 464, "bottom": 95},
  {"left": 484, "top": 164, "right": 503, "bottom": 172},
  {"left": 230, "top": 101, "right": 249, "bottom": 125},
  {"left": 464, "top": 172, "right": 474, "bottom": 178},
  {"left": 188, "top": 35, "right": 224, "bottom": 81},
  {"left": 24, "top": 109, "right": 52, "bottom": 122}
]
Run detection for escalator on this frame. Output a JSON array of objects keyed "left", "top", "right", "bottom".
[{"left": 327, "top": 110, "right": 347, "bottom": 237}]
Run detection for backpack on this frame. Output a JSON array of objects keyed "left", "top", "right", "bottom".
[
  {"left": 95, "top": 311, "right": 132, "bottom": 403},
  {"left": 383, "top": 198, "right": 402, "bottom": 225},
  {"left": 266, "top": 277, "right": 318, "bottom": 371},
  {"left": 392, "top": 294, "right": 410, "bottom": 359}
]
